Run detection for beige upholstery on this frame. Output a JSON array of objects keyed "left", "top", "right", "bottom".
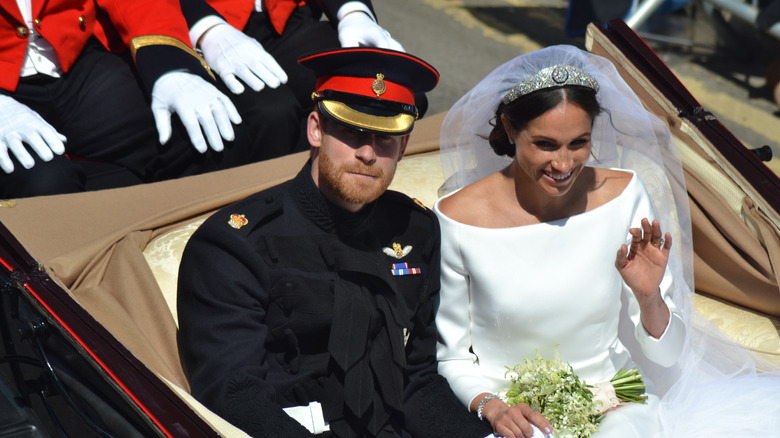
[
  {"left": 387, "top": 152, "right": 445, "bottom": 209},
  {"left": 143, "top": 219, "right": 205, "bottom": 327},
  {"left": 693, "top": 294, "right": 780, "bottom": 366},
  {"left": 143, "top": 153, "right": 780, "bottom": 370}
]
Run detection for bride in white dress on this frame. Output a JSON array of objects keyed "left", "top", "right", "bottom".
[{"left": 433, "top": 45, "right": 780, "bottom": 438}]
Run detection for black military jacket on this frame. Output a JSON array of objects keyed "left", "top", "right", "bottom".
[{"left": 177, "top": 162, "right": 492, "bottom": 438}]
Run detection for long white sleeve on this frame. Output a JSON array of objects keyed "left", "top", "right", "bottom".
[
  {"left": 435, "top": 205, "right": 495, "bottom": 408},
  {"left": 623, "top": 178, "right": 686, "bottom": 368}
]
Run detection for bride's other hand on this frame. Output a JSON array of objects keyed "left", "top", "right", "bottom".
[
  {"left": 482, "top": 398, "right": 552, "bottom": 438},
  {"left": 615, "top": 218, "right": 673, "bottom": 338}
]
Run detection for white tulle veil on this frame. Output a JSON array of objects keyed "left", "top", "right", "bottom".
[
  {"left": 438, "top": 45, "right": 780, "bottom": 436},
  {"left": 439, "top": 45, "right": 694, "bottom": 349}
]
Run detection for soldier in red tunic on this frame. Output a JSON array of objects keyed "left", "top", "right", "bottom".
[{"left": 0, "top": 0, "right": 300, "bottom": 197}]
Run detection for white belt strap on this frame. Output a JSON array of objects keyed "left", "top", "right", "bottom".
[{"left": 283, "top": 401, "right": 331, "bottom": 434}]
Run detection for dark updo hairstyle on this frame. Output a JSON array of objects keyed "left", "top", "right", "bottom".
[{"left": 488, "top": 85, "right": 602, "bottom": 157}]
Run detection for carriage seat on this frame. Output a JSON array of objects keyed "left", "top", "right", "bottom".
[{"left": 141, "top": 153, "right": 780, "bottom": 368}]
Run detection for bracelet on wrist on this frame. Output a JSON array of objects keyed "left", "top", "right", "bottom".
[{"left": 476, "top": 394, "right": 500, "bottom": 421}]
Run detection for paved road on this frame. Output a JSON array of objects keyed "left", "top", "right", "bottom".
[{"left": 373, "top": 0, "right": 780, "bottom": 175}]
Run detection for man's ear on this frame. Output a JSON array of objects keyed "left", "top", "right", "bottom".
[
  {"left": 307, "top": 111, "right": 323, "bottom": 148},
  {"left": 397, "top": 134, "right": 410, "bottom": 162}
]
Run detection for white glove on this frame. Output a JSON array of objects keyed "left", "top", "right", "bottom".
[
  {"left": 151, "top": 72, "right": 242, "bottom": 153},
  {"left": 199, "top": 23, "right": 287, "bottom": 94},
  {"left": 0, "top": 95, "right": 66, "bottom": 174},
  {"left": 337, "top": 12, "right": 404, "bottom": 51}
]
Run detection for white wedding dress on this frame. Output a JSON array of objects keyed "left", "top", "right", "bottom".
[
  {"left": 434, "top": 169, "right": 685, "bottom": 437},
  {"left": 435, "top": 45, "right": 780, "bottom": 438}
]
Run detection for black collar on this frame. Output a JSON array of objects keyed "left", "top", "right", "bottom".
[{"left": 291, "top": 160, "right": 376, "bottom": 236}]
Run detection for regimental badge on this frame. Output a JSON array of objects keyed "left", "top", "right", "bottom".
[
  {"left": 372, "top": 73, "right": 386, "bottom": 97},
  {"left": 383, "top": 242, "right": 412, "bottom": 259},
  {"left": 403, "top": 328, "right": 410, "bottom": 347},
  {"left": 391, "top": 262, "right": 421, "bottom": 276},
  {"left": 228, "top": 213, "right": 248, "bottom": 229}
]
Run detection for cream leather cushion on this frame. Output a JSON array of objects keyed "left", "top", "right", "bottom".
[
  {"left": 143, "top": 219, "right": 205, "bottom": 327},
  {"left": 694, "top": 294, "right": 780, "bottom": 367},
  {"left": 142, "top": 154, "right": 780, "bottom": 366},
  {"left": 386, "top": 152, "right": 444, "bottom": 209}
]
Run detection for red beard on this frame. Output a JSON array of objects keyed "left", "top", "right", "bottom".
[{"left": 318, "top": 150, "right": 394, "bottom": 206}]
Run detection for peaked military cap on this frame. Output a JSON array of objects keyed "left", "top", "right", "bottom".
[{"left": 298, "top": 47, "right": 439, "bottom": 136}]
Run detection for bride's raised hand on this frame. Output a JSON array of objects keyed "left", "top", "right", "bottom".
[
  {"left": 482, "top": 398, "right": 552, "bottom": 438},
  {"left": 615, "top": 218, "right": 673, "bottom": 338},
  {"left": 615, "top": 218, "right": 672, "bottom": 298}
]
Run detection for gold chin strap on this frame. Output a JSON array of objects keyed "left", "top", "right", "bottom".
[
  {"left": 129, "top": 35, "right": 215, "bottom": 80},
  {"left": 320, "top": 100, "right": 415, "bottom": 135}
]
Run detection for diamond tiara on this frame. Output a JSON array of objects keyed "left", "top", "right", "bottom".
[{"left": 502, "top": 65, "right": 599, "bottom": 104}]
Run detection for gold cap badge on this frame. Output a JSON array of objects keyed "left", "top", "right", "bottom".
[
  {"left": 372, "top": 73, "right": 386, "bottom": 97},
  {"left": 228, "top": 213, "right": 248, "bottom": 229}
]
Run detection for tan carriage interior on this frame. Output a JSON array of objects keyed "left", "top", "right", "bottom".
[{"left": 1, "top": 24, "right": 778, "bottom": 437}]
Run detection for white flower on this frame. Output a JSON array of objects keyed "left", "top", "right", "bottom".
[
  {"left": 500, "top": 349, "right": 647, "bottom": 438},
  {"left": 519, "top": 372, "right": 535, "bottom": 385},
  {"left": 501, "top": 350, "right": 600, "bottom": 438}
]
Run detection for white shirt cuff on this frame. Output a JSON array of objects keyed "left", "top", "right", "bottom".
[
  {"left": 337, "top": 1, "right": 376, "bottom": 22},
  {"left": 190, "top": 16, "right": 228, "bottom": 48},
  {"left": 283, "top": 402, "right": 330, "bottom": 434}
]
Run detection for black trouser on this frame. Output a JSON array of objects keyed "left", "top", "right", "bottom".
[
  {"left": 242, "top": 5, "right": 342, "bottom": 151},
  {"left": 0, "top": 38, "right": 301, "bottom": 198}
]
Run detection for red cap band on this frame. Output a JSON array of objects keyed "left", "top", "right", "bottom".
[{"left": 315, "top": 76, "right": 415, "bottom": 105}]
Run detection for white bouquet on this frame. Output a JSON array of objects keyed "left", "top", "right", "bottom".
[{"left": 501, "top": 350, "right": 647, "bottom": 438}]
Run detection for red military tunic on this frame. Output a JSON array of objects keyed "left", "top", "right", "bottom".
[
  {"left": 0, "top": 0, "right": 205, "bottom": 91},
  {"left": 196, "top": 0, "right": 357, "bottom": 35}
]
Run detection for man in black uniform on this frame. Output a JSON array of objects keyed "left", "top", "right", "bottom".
[{"left": 176, "top": 48, "right": 494, "bottom": 438}]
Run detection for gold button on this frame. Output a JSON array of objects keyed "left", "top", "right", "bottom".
[
  {"left": 78, "top": 15, "right": 86, "bottom": 30},
  {"left": 34, "top": 18, "right": 41, "bottom": 28},
  {"left": 16, "top": 26, "right": 28, "bottom": 38}
]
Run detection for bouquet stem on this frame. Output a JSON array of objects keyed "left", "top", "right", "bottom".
[{"left": 610, "top": 369, "right": 648, "bottom": 404}]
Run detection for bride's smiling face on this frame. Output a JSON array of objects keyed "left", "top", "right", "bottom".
[{"left": 504, "top": 101, "right": 593, "bottom": 198}]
